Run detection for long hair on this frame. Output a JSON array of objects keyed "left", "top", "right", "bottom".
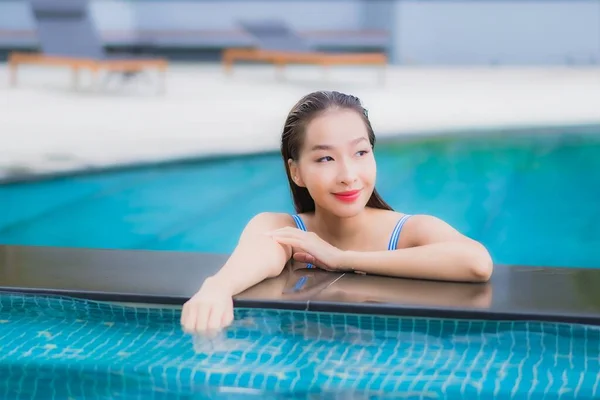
[{"left": 280, "top": 90, "right": 393, "bottom": 213}]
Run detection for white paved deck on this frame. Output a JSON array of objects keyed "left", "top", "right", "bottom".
[{"left": 1, "top": 62, "right": 599, "bottom": 180}]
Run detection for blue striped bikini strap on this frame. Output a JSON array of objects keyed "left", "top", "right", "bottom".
[
  {"left": 388, "top": 214, "right": 412, "bottom": 250},
  {"left": 291, "top": 214, "right": 308, "bottom": 231},
  {"left": 291, "top": 214, "right": 313, "bottom": 268}
]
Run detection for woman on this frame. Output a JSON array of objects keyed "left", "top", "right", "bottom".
[{"left": 181, "top": 90, "right": 493, "bottom": 334}]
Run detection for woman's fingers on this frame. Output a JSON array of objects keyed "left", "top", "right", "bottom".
[
  {"left": 180, "top": 302, "right": 190, "bottom": 326},
  {"left": 181, "top": 283, "right": 236, "bottom": 337},
  {"left": 182, "top": 304, "right": 198, "bottom": 334},
  {"left": 270, "top": 236, "right": 304, "bottom": 250},
  {"left": 181, "top": 298, "right": 235, "bottom": 336},
  {"left": 222, "top": 305, "right": 234, "bottom": 328},
  {"left": 207, "top": 304, "right": 224, "bottom": 331},
  {"left": 195, "top": 303, "right": 211, "bottom": 333},
  {"left": 293, "top": 252, "right": 316, "bottom": 264}
]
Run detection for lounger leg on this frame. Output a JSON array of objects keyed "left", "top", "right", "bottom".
[
  {"left": 102, "top": 70, "right": 116, "bottom": 89},
  {"left": 222, "top": 52, "right": 234, "bottom": 76},
  {"left": 90, "top": 67, "right": 100, "bottom": 91},
  {"left": 9, "top": 60, "right": 18, "bottom": 87},
  {"left": 274, "top": 59, "right": 286, "bottom": 82},
  {"left": 224, "top": 60, "right": 233, "bottom": 76}
]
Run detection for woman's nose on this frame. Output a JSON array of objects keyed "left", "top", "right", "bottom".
[{"left": 337, "top": 160, "right": 358, "bottom": 184}]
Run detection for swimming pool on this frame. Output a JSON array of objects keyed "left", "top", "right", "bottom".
[
  {"left": 1, "top": 126, "right": 600, "bottom": 268},
  {"left": 0, "top": 292, "right": 598, "bottom": 399}
]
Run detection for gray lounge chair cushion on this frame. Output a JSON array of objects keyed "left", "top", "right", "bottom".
[
  {"left": 30, "top": 0, "right": 104, "bottom": 59},
  {"left": 238, "top": 20, "right": 312, "bottom": 52}
]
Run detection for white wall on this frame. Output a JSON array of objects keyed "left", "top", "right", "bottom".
[{"left": 392, "top": 1, "right": 600, "bottom": 65}]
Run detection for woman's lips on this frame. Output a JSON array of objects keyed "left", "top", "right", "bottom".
[{"left": 333, "top": 189, "right": 362, "bottom": 203}]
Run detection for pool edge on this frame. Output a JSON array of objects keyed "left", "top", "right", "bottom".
[{"left": 2, "top": 122, "right": 599, "bottom": 185}]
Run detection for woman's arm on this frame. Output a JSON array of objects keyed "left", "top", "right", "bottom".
[
  {"left": 206, "top": 212, "right": 294, "bottom": 295},
  {"left": 343, "top": 215, "right": 493, "bottom": 282},
  {"left": 181, "top": 212, "right": 293, "bottom": 334}
]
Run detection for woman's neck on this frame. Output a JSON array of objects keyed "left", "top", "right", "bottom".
[{"left": 312, "top": 206, "right": 372, "bottom": 248}]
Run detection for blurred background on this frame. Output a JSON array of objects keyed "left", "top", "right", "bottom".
[{"left": 1, "top": 0, "right": 599, "bottom": 268}]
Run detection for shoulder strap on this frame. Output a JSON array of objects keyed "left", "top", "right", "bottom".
[
  {"left": 292, "top": 214, "right": 307, "bottom": 231},
  {"left": 291, "top": 215, "right": 313, "bottom": 268},
  {"left": 388, "top": 214, "right": 412, "bottom": 250}
]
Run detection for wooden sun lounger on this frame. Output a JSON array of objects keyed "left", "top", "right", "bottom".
[
  {"left": 223, "top": 20, "right": 388, "bottom": 82},
  {"left": 12, "top": 0, "right": 168, "bottom": 93},
  {"left": 8, "top": 52, "right": 168, "bottom": 91},
  {"left": 222, "top": 48, "right": 387, "bottom": 73}
]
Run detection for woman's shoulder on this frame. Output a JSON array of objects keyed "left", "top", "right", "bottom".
[
  {"left": 383, "top": 212, "right": 465, "bottom": 247},
  {"left": 239, "top": 212, "right": 298, "bottom": 237},
  {"left": 245, "top": 212, "right": 298, "bottom": 230}
]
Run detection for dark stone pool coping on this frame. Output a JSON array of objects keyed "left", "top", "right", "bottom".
[{"left": 1, "top": 244, "right": 599, "bottom": 326}]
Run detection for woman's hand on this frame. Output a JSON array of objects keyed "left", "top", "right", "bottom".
[
  {"left": 266, "top": 227, "right": 347, "bottom": 272},
  {"left": 180, "top": 277, "right": 234, "bottom": 335}
]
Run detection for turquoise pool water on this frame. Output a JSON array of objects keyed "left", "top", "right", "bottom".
[
  {"left": 0, "top": 293, "right": 598, "bottom": 399},
  {"left": 1, "top": 128, "right": 600, "bottom": 267}
]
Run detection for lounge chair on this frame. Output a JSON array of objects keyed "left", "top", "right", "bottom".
[
  {"left": 8, "top": 0, "right": 168, "bottom": 93},
  {"left": 222, "top": 20, "right": 387, "bottom": 80}
]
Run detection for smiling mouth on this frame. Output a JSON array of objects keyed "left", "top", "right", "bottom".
[{"left": 332, "top": 189, "right": 362, "bottom": 202}]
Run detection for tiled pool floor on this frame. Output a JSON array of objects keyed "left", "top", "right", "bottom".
[{"left": 0, "top": 292, "right": 599, "bottom": 399}]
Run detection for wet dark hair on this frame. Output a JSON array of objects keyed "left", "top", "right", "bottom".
[{"left": 281, "top": 90, "right": 393, "bottom": 213}]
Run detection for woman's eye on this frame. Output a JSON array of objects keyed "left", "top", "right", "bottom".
[
  {"left": 357, "top": 150, "right": 370, "bottom": 156},
  {"left": 317, "top": 156, "right": 333, "bottom": 163}
]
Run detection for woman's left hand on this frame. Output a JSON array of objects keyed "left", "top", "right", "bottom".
[{"left": 266, "top": 227, "right": 346, "bottom": 272}]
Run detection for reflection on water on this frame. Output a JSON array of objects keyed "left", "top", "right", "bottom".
[{"left": 0, "top": 293, "right": 598, "bottom": 399}]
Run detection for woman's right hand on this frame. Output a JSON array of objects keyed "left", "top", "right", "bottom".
[{"left": 180, "top": 277, "right": 234, "bottom": 335}]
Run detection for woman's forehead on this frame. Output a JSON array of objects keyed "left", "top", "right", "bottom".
[{"left": 304, "top": 110, "right": 368, "bottom": 145}]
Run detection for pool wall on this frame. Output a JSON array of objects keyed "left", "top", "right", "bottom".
[{"left": 1, "top": 244, "right": 599, "bottom": 326}]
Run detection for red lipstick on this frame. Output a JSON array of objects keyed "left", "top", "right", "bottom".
[{"left": 333, "top": 189, "right": 362, "bottom": 203}]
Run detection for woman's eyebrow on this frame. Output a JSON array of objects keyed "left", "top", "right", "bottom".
[{"left": 310, "top": 137, "right": 368, "bottom": 152}]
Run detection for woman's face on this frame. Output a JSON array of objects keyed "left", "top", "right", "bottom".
[{"left": 289, "top": 109, "right": 377, "bottom": 217}]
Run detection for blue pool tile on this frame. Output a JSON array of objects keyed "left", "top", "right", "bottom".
[{"left": 0, "top": 293, "right": 599, "bottom": 399}]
